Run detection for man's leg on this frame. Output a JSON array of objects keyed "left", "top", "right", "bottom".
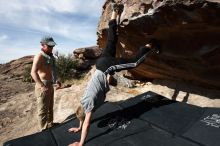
[
  {"left": 101, "top": 11, "right": 118, "bottom": 58},
  {"left": 104, "top": 46, "right": 152, "bottom": 75},
  {"left": 47, "top": 85, "right": 54, "bottom": 128},
  {"left": 101, "top": 3, "right": 124, "bottom": 57},
  {"left": 96, "top": 3, "right": 125, "bottom": 74},
  {"left": 35, "top": 84, "right": 49, "bottom": 131}
]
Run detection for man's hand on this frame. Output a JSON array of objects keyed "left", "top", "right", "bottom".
[
  {"left": 41, "top": 84, "right": 48, "bottom": 92},
  {"left": 55, "top": 81, "right": 62, "bottom": 90},
  {"left": 68, "top": 142, "right": 82, "bottom": 146},
  {"left": 68, "top": 127, "right": 81, "bottom": 133}
]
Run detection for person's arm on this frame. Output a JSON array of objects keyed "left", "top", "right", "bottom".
[
  {"left": 69, "top": 112, "right": 92, "bottom": 146},
  {"left": 79, "top": 112, "right": 92, "bottom": 145},
  {"left": 31, "top": 54, "right": 48, "bottom": 91}
]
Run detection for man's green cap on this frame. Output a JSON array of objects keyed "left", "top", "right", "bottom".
[{"left": 40, "top": 36, "right": 57, "bottom": 47}]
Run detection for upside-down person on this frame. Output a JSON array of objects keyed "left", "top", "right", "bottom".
[{"left": 68, "top": 3, "right": 160, "bottom": 146}]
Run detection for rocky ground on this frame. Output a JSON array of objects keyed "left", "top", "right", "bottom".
[
  {"left": 0, "top": 74, "right": 34, "bottom": 103},
  {"left": 0, "top": 66, "right": 220, "bottom": 145}
]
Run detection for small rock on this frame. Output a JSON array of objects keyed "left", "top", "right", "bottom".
[
  {"left": 63, "top": 84, "right": 72, "bottom": 88},
  {"left": 73, "top": 46, "right": 102, "bottom": 59},
  {"left": 2, "top": 117, "right": 11, "bottom": 127},
  {"left": 0, "top": 98, "right": 7, "bottom": 103},
  {"left": 78, "top": 54, "right": 85, "bottom": 59}
]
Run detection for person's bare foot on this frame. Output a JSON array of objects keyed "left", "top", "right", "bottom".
[{"left": 112, "top": 3, "right": 124, "bottom": 14}]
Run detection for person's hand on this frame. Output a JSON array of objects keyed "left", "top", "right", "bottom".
[
  {"left": 68, "top": 127, "right": 81, "bottom": 133},
  {"left": 55, "top": 81, "right": 62, "bottom": 90},
  {"left": 68, "top": 142, "right": 82, "bottom": 146},
  {"left": 41, "top": 84, "right": 48, "bottom": 92}
]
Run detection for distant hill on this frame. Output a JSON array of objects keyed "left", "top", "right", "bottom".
[{"left": 0, "top": 55, "right": 33, "bottom": 78}]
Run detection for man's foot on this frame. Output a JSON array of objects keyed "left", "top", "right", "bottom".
[{"left": 112, "top": 3, "right": 124, "bottom": 14}]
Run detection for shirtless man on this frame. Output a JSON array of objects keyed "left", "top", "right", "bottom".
[{"left": 31, "top": 36, "right": 61, "bottom": 130}]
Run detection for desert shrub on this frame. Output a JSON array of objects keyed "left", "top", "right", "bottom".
[
  {"left": 56, "top": 53, "right": 79, "bottom": 82},
  {"left": 23, "top": 65, "right": 33, "bottom": 82}
]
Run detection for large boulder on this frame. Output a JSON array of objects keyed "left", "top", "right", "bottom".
[
  {"left": 97, "top": 0, "right": 220, "bottom": 88},
  {"left": 73, "top": 46, "right": 102, "bottom": 59},
  {"left": 73, "top": 46, "right": 102, "bottom": 70},
  {"left": 75, "top": 59, "right": 91, "bottom": 70}
]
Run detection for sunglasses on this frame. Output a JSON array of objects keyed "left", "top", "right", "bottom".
[
  {"left": 48, "top": 45, "right": 54, "bottom": 48},
  {"left": 41, "top": 44, "right": 54, "bottom": 48}
]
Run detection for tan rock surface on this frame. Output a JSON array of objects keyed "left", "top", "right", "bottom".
[
  {"left": 97, "top": 0, "right": 220, "bottom": 88},
  {"left": 1, "top": 67, "right": 220, "bottom": 145}
]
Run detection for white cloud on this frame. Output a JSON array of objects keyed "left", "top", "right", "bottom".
[
  {"left": 0, "top": 0, "right": 105, "bottom": 39},
  {"left": 0, "top": 34, "right": 8, "bottom": 42},
  {"left": 0, "top": 0, "right": 103, "bottom": 15},
  {"left": 0, "top": 0, "right": 106, "bottom": 63}
]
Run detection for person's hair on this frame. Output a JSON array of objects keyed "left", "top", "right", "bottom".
[{"left": 76, "top": 106, "right": 85, "bottom": 121}]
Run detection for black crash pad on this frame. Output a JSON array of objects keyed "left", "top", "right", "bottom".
[{"left": 4, "top": 91, "right": 220, "bottom": 146}]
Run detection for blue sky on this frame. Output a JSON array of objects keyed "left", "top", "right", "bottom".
[{"left": 0, "top": 0, "right": 105, "bottom": 63}]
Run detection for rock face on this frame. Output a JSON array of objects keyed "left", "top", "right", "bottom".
[
  {"left": 73, "top": 46, "right": 102, "bottom": 59},
  {"left": 0, "top": 56, "right": 33, "bottom": 78},
  {"left": 73, "top": 46, "right": 102, "bottom": 70},
  {"left": 97, "top": 0, "right": 220, "bottom": 88},
  {"left": 0, "top": 56, "right": 34, "bottom": 103}
]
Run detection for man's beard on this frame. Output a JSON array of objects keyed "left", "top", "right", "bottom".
[{"left": 41, "top": 48, "right": 53, "bottom": 56}]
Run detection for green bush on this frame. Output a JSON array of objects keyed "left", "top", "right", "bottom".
[
  {"left": 23, "top": 65, "right": 33, "bottom": 82},
  {"left": 56, "top": 53, "right": 79, "bottom": 82}
]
